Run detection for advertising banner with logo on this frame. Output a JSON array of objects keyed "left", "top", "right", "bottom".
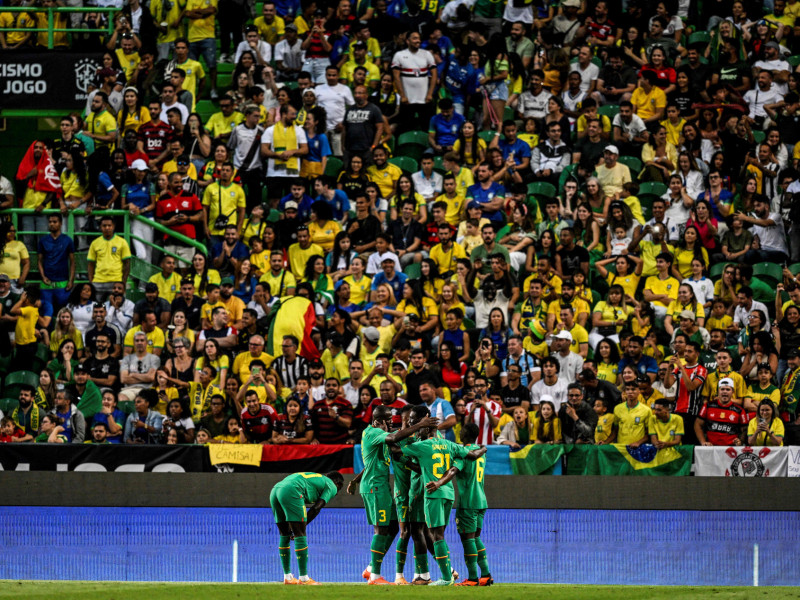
[
  {"left": 0, "top": 445, "right": 209, "bottom": 472},
  {"left": 0, "top": 53, "right": 103, "bottom": 110},
  {"left": 694, "top": 446, "right": 789, "bottom": 477}
]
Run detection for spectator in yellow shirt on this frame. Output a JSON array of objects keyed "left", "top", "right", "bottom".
[
  {"left": 253, "top": 1, "right": 285, "bottom": 45},
  {"left": 631, "top": 71, "right": 666, "bottom": 124},
  {"left": 87, "top": 216, "right": 131, "bottom": 299}
]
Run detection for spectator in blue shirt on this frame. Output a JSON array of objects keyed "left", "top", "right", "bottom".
[
  {"left": 428, "top": 98, "right": 466, "bottom": 154},
  {"left": 489, "top": 119, "right": 532, "bottom": 177},
  {"left": 314, "top": 175, "right": 351, "bottom": 221},
  {"left": 370, "top": 257, "right": 408, "bottom": 302},
  {"left": 419, "top": 380, "right": 457, "bottom": 441},
  {"left": 442, "top": 49, "right": 476, "bottom": 115},
  {"left": 466, "top": 163, "right": 506, "bottom": 228},
  {"left": 211, "top": 224, "right": 250, "bottom": 277},
  {"left": 37, "top": 213, "right": 75, "bottom": 311},
  {"left": 617, "top": 335, "right": 659, "bottom": 382},
  {"left": 279, "top": 178, "right": 315, "bottom": 222}
]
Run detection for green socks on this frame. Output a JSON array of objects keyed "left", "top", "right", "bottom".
[
  {"left": 278, "top": 535, "right": 292, "bottom": 575},
  {"left": 462, "top": 537, "right": 479, "bottom": 580},
  {"left": 396, "top": 536, "right": 410, "bottom": 575},
  {"left": 294, "top": 536, "right": 309, "bottom": 577},
  {"left": 414, "top": 549, "right": 429, "bottom": 575},
  {"left": 370, "top": 534, "right": 388, "bottom": 575},
  {"left": 475, "top": 537, "right": 490, "bottom": 577},
  {"left": 433, "top": 539, "right": 452, "bottom": 581}
]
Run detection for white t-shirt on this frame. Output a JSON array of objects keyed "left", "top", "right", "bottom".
[
  {"left": 530, "top": 376, "right": 569, "bottom": 411},
  {"left": 274, "top": 39, "right": 304, "bottom": 70},
  {"left": 751, "top": 211, "right": 788, "bottom": 255},
  {"left": 571, "top": 62, "right": 599, "bottom": 94},
  {"left": 612, "top": 113, "right": 647, "bottom": 138},
  {"left": 682, "top": 276, "right": 715, "bottom": 307},
  {"left": 753, "top": 59, "right": 791, "bottom": 95},
  {"left": 518, "top": 89, "right": 553, "bottom": 120},
  {"left": 260, "top": 124, "right": 308, "bottom": 177},
  {"left": 391, "top": 47, "right": 436, "bottom": 105},
  {"left": 160, "top": 100, "right": 189, "bottom": 125},
  {"left": 743, "top": 84, "right": 782, "bottom": 119},
  {"left": 234, "top": 40, "right": 272, "bottom": 65},
  {"left": 314, "top": 83, "right": 354, "bottom": 129},
  {"left": 0, "top": 175, "right": 12, "bottom": 198}
]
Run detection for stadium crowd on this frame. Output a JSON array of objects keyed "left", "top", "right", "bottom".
[{"left": 2, "top": 0, "right": 800, "bottom": 452}]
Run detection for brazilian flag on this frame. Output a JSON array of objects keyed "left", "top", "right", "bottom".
[
  {"left": 509, "top": 445, "right": 568, "bottom": 475},
  {"left": 565, "top": 444, "right": 694, "bottom": 476}
]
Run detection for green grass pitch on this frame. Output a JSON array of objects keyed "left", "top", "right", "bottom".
[{"left": 0, "top": 583, "right": 794, "bottom": 600}]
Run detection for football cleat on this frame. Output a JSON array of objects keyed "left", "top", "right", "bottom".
[
  {"left": 455, "top": 579, "right": 480, "bottom": 586},
  {"left": 479, "top": 576, "right": 494, "bottom": 586},
  {"left": 362, "top": 567, "right": 371, "bottom": 580},
  {"left": 283, "top": 579, "right": 299, "bottom": 585},
  {"left": 412, "top": 578, "right": 432, "bottom": 585},
  {"left": 395, "top": 576, "right": 410, "bottom": 585},
  {"left": 431, "top": 579, "right": 455, "bottom": 586},
  {"left": 368, "top": 577, "right": 394, "bottom": 585},
  {"left": 300, "top": 578, "right": 320, "bottom": 585}
]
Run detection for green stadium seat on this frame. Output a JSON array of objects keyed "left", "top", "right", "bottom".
[
  {"left": 557, "top": 163, "right": 576, "bottom": 190},
  {"left": 637, "top": 195, "right": 656, "bottom": 221},
  {"left": 618, "top": 156, "right": 643, "bottom": 174},
  {"left": 217, "top": 72, "right": 233, "bottom": 91},
  {"left": 752, "top": 262, "right": 783, "bottom": 286},
  {"left": 118, "top": 400, "right": 135, "bottom": 415},
  {"left": 503, "top": 105, "right": 516, "bottom": 121},
  {"left": 433, "top": 155, "right": 446, "bottom": 174},
  {"left": 478, "top": 130, "right": 498, "bottom": 144},
  {"left": 31, "top": 343, "right": 50, "bottom": 374},
  {"left": 788, "top": 55, "right": 800, "bottom": 68},
  {"left": 638, "top": 182, "right": 668, "bottom": 197},
  {"left": 397, "top": 130, "right": 429, "bottom": 162},
  {"left": 267, "top": 209, "right": 282, "bottom": 223},
  {"left": 687, "top": 31, "right": 710, "bottom": 47},
  {"left": 527, "top": 181, "right": 556, "bottom": 201},
  {"left": 403, "top": 262, "right": 421, "bottom": 279},
  {"left": 388, "top": 156, "right": 418, "bottom": 173},
  {"left": 324, "top": 156, "right": 343, "bottom": 177},
  {"left": 752, "top": 130, "right": 766, "bottom": 144},
  {"left": 2, "top": 370, "right": 39, "bottom": 399},
  {"left": 597, "top": 104, "right": 620, "bottom": 121},
  {"left": 0, "top": 398, "right": 19, "bottom": 414},
  {"left": 789, "top": 263, "right": 800, "bottom": 276},
  {"left": 217, "top": 62, "right": 235, "bottom": 74}
]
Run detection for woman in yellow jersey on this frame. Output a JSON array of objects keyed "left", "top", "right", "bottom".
[
  {"left": 190, "top": 253, "right": 221, "bottom": 298},
  {"left": 714, "top": 264, "right": 740, "bottom": 309},
  {"left": 196, "top": 338, "right": 228, "bottom": 389},
  {"left": 49, "top": 308, "right": 84, "bottom": 358},
  {"left": 117, "top": 87, "right": 151, "bottom": 136},
  {"left": 747, "top": 399, "right": 784, "bottom": 446},
  {"left": 632, "top": 303, "right": 656, "bottom": 340},
  {"left": 518, "top": 117, "right": 540, "bottom": 150},
  {"left": 595, "top": 255, "right": 643, "bottom": 304},
  {"left": 391, "top": 281, "right": 438, "bottom": 335},
  {"left": 672, "top": 225, "right": 709, "bottom": 280},
  {"left": 59, "top": 150, "right": 91, "bottom": 236},
  {"left": 200, "top": 145, "right": 239, "bottom": 190},
  {"left": 389, "top": 175, "right": 427, "bottom": 222},
  {"left": 439, "top": 282, "right": 467, "bottom": 329},
  {"left": 595, "top": 339, "right": 621, "bottom": 383},
  {"left": 642, "top": 328, "right": 666, "bottom": 364},
  {"left": 532, "top": 400, "right": 562, "bottom": 444},
  {"left": 589, "top": 284, "right": 634, "bottom": 350},
  {"left": 453, "top": 120, "right": 486, "bottom": 171},
  {"left": 419, "top": 258, "right": 445, "bottom": 302},
  {"left": 664, "top": 283, "right": 707, "bottom": 334},
  {"left": 307, "top": 201, "right": 341, "bottom": 253}
]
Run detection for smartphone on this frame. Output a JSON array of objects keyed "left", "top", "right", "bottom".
[{"left": 252, "top": 366, "right": 261, "bottom": 375}]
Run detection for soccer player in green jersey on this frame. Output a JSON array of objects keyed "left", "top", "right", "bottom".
[
  {"left": 432, "top": 422, "right": 493, "bottom": 586},
  {"left": 354, "top": 404, "right": 439, "bottom": 585},
  {"left": 269, "top": 471, "right": 344, "bottom": 585},
  {"left": 401, "top": 406, "right": 486, "bottom": 586}
]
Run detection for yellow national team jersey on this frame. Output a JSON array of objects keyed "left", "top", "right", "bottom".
[
  {"left": 15, "top": 305, "right": 38, "bottom": 346},
  {"left": 647, "top": 413, "right": 684, "bottom": 443},
  {"left": 123, "top": 325, "right": 166, "bottom": 352},
  {"left": 205, "top": 111, "right": 244, "bottom": 139},
  {"left": 202, "top": 182, "right": 246, "bottom": 236},
  {"left": 452, "top": 167, "right": 474, "bottom": 199},
  {"left": 613, "top": 401, "right": 652, "bottom": 445},
  {"left": 85, "top": 110, "right": 118, "bottom": 150},
  {"left": 567, "top": 323, "right": 589, "bottom": 354},
  {"left": 366, "top": 163, "right": 402, "bottom": 199},
  {"left": 594, "top": 412, "right": 616, "bottom": 443},
  {"left": 260, "top": 269, "right": 297, "bottom": 298},
  {"left": 116, "top": 48, "right": 140, "bottom": 81},
  {"left": 343, "top": 274, "right": 372, "bottom": 306},
  {"left": 148, "top": 271, "right": 183, "bottom": 303},
  {"left": 436, "top": 193, "right": 466, "bottom": 227},
  {"left": 321, "top": 348, "right": 349, "bottom": 381},
  {"left": 254, "top": 14, "right": 285, "bottom": 45},
  {"left": 87, "top": 235, "right": 131, "bottom": 283},
  {"left": 644, "top": 275, "right": 679, "bottom": 308},
  {"left": 185, "top": 0, "right": 217, "bottom": 42},
  {"left": 175, "top": 58, "right": 205, "bottom": 98}
]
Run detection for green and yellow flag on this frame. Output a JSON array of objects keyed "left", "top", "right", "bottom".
[
  {"left": 509, "top": 445, "right": 568, "bottom": 475},
  {"left": 565, "top": 444, "right": 693, "bottom": 476}
]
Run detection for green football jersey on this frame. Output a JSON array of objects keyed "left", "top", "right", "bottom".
[
  {"left": 391, "top": 437, "right": 414, "bottom": 499},
  {"left": 401, "top": 437, "right": 469, "bottom": 500},
  {"left": 360, "top": 425, "right": 391, "bottom": 493},
  {"left": 455, "top": 444, "right": 487, "bottom": 510},
  {"left": 277, "top": 472, "right": 338, "bottom": 504}
]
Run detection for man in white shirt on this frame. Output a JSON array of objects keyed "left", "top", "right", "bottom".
[
  {"left": 612, "top": 101, "right": 649, "bottom": 156},
  {"left": 274, "top": 23, "right": 304, "bottom": 81},
  {"left": 314, "top": 64, "right": 354, "bottom": 156},
  {"left": 550, "top": 330, "right": 584, "bottom": 385},
  {"left": 516, "top": 70, "right": 552, "bottom": 120},
  {"left": 739, "top": 196, "right": 789, "bottom": 263},
  {"left": 159, "top": 82, "right": 189, "bottom": 124},
  {"left": 228, "top": 105, "right": 265, "bottom": 209},
  {"left": 530, "top": 357, "right": 569, "bottom": 410},
  {"left": 732, "top": 286, "right": 770, "bottom": 331},
  {"left": 753, "top": 41, "right": 791, "bottom": 95},
  {"left": 411, "top": 153, "right": 443, "bottom": 203},
  {"left": 571, "top": 45, "right": 599, "bottom": 95},
  {"left": 260, "top": 104, "right": 308, "bottom": 199},
  {"left": 234, "top": 25, "right": 273, "bottom": 65},
  {"left": 391, "top": 30, "right": 437, "bottom": 134},
  {"left": 744, "top": 70, "right": 783, "bottom": 123}
]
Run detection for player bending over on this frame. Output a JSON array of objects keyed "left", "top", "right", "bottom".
[
  {"left": 269, "top": 471, "right": 344, "bottom": 584},
  {"left": 432, "top": 423, "right": 493, "bottom": 586},
  {"left": 401, "top": 405, "right": 486, "bottom": 586}
]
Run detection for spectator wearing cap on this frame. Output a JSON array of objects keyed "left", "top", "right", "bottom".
[
  {"left": 66, "top": 362, "right": 103, "bottom": 422},
  {"left": 218, "top": 275, "right": 246, "bottom": 330},
  {"left": 695, "top": 377, "right": 747, "bottom": 446},
  {"left": 234, "top": 24, "right": 273, "bottom": 65},
  {"left": 550, "top": 329, "right": 583, "bottom": 384},
  {"left": 668, "top": 309, "right": 710, "bottom": 350},
  {"left": 341, "top": 41, "right": 381, "bottom": 89},
  {"left": 595, "top": 145, "right": 632, "bottom": 200},
  {"left": 274, "top": 23, "right": 303, "bottom": 80},
  {"left": 133, "top": 281, "right": 172, "bottom": 328},
  {"left": 121, "top": 159, "right": 156, "bottom": 263},
  {"left": 148, "top": 255, "right": 182, "bottom": 303}
]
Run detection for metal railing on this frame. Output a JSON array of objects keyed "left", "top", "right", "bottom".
[
  {"left": 1, "top": 208, "right": 208, "bottom": 287},
  {"left": 0, "top": 7, "right": 117, "bottom": 50}
]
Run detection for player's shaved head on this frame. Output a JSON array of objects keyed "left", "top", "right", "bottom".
[
  {"left": 372, "top": 405, "right": 393, "bottom": 426},
  {"left": 325, "top": 471, "right": 344, "bottom": 490},
  {"left": 409, "top": 405, "right": 430, "bottom": 426},
  {"left": 461, "top": 423, "right": 479, "bottom": 445}
]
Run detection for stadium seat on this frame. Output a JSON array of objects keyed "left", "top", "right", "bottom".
[
  {"left": 0, "top": 398, "right": 19, "bottom": 414},
  {"left": 788, "top": 55, "right": 800, "bottom": 67},
  {"left": 638, "top": 182, "right": 668, "bottom": 197},
  {"left": 403, "top": 262, "right": 421, "bottom": 279},
  {"left": 503, "top": 105, "right": 515, "bottom": 121},
  {"left": 118, "top": 400, "right": 135, "bottom": 416},
  {"left": 789, "top": 263, "right": 800, "bottom": 276},
  {"left": 637, "top": 195, "right": 655, "bottom": 221},
  {"left": 618, "top": 156, "right": 642, "bottom": 174},
  {"left": 478, "top": 130, "right": 498, "bottom": 144},
  {"left": 396, "top": 130, "right": 429, "bottom": 162},
  {"left": 31, "top": 343, "right": 50, "bottom": 374},
  {"left": 687, "top": 31, "right": 710, "bottom": 47},
  {"left": 752, "top": 130, "right": 766, "bottom": 144},
  {"left": 388, "top": 156, "right": 418, "bottom": 173},
  {"left": 217, "top": 62, "right": 235, "bottom": 74},
  {"left": 557, "top": 163, "right": 577, "bottom": 190},
  {"left": 433, "top": 155, "right": 446, "bottom": 174},
  {"left": 196, "top": 100, "right": 217, "bottom": 122},
  {"left": 217, "top": 72, "right": 233, "bottom": 91},
  {"left": 324, "top": 156, "right": 343, "bottom": 177},
  {"left": 753, "top": 262, "right": 783, "bottom": 286},
  {"left": 597, "top": 104, "right": 620, "bottom": 121},
  {"left": 527, "top": 181, "right": 556, "bottom": 202},
  {"left": 2, "top": 370, "right": 39, "bottom": 399},
  {"left": 709, "top": 262, "right": 732, "bottom": 280},
  {"left": 267, "top": 209, "right": 282, "bottom": 223}
]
